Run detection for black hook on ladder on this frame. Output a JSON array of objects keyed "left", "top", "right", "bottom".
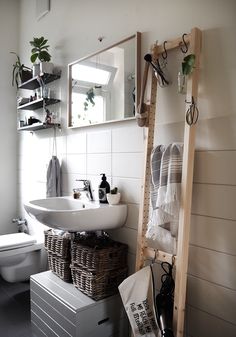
[
  {"left": 162, "top": 41, "right": 168, "bottom": 60},
  {"left": 180, "top": 33, "right": 188, "bottom": 54}
]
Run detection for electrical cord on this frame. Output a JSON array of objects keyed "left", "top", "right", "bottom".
[
  {"left": 159, "top": 262, "right": 175, "bottom": 297},
  {"left": 156, "top": 262, "right": 175, "bottom": 337}
]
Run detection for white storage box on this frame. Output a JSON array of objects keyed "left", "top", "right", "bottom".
[{"left": 30, "top": 271, "right": 128, "bottom": 337}]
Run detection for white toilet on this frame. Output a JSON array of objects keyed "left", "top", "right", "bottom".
[{"left": 0, "top": 232, "right": 47, "bottom": 283}]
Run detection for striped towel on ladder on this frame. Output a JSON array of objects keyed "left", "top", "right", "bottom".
[{"left": 146, "top": 143, "right": 183, "bottom": 244}]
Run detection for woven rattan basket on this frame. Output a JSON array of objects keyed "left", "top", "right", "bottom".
[
  {"left": 71, "top": 235, "right": 128, "bottom": 273},
  {"left": 44, "top": 229, "right": 71, "bottom": 259},
  {"left": 48, "top": 253, "right": 72, "bottom": 282},
  {"left": 71, "top": 265, "right": 127, "bottom": 300}
]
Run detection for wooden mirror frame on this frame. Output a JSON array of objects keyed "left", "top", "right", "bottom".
[{"left": 67, "top": 32, "right": 141, "bottom": 128}]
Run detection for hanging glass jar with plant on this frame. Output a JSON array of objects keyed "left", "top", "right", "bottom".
[
  {"left": 178, "top": 54, "right": 195, "bottom": 94},
  {"left": 84, "top": 87, "right": 95, "bottom": 111}
]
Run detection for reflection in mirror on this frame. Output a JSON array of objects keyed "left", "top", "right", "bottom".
[{"left": 67, "top": 33, "right": 141, "bottom": 128}]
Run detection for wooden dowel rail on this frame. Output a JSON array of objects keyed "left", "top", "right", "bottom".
[
  {"left": 144, "top": 247, "right": 176, "bottom": 265},
  {"left": 152, "top": 33, "right": 191, "bottom": 58}
]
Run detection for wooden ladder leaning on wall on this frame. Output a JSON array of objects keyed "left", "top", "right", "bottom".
[{"left": 135, "top": 27, "right": 202, "bottom": 337}]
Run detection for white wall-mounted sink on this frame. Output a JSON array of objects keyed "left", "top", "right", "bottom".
[{"left": 24, "top": 196, "right": 127, "bottom": 232}]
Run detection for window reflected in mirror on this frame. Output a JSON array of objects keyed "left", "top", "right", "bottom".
[{"left": 67, "top": 33, "right": 141, "bottom": 128}]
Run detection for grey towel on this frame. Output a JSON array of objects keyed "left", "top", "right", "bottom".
[
  {"left": 146, "top": 143, "right": 183, "bottom": 241},
  {"left": 46, "top": 156, "right": 61, "bottom": 197}
]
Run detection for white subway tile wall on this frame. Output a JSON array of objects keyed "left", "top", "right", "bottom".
[{"left": 19, "top": 124, "right": 143, "bottom": 274}]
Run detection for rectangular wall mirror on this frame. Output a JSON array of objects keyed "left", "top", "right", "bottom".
[{"left": 67, "top": 32, "right": 141, "bottom": 128}]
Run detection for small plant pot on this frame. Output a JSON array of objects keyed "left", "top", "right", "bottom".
[
  {"left": 106, "top": 193, "right": 121, "bottom": 205},
  {"left": 32, "top": 63, "right": 40, "bottom": 77},
  {"left": 40, "top": 62, "right": 54, "bottom": 74}
]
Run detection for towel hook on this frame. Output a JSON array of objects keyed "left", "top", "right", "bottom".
[
  {"left": 180, "top": 33, "right": 188, "bottom": 54},
  {"left": 162, "top": 41, "right": 168, "bottom": 60},
  {"left": 52, "top": 125, "right": 57, "bottom": 157}
]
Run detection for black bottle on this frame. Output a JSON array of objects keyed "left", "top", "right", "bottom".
[{"left": 99, "top": 174, "right": 110, "bottom": 203}]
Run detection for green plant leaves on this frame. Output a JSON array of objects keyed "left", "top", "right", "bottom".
[
  {"left": 182, "top": 54, "right": 195, "bottom": 75},
  {"left": 30, "top": 36, "right": 51, "bottom": 63},
  {"left": 31, "top": 53, "right": 38, "bottom": 63},
  {"left": 39, "top": 50, "right": 51, "bottom": 62},
  {"left": 11, "top": 51, "right": 31, "bottom": 87},
  {"left": 83, "top": 88, "right": 95, "bottom": 111}
]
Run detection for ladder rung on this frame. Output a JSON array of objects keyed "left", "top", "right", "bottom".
[{"left": 144, "top": 247, "right": 176, "bottom": 265}]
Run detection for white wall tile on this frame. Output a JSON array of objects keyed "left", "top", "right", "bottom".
[
  {"left": 194, "top": 150, "right": 236, "bottom": 185},
  {"left": 87, "top": 130, "right": 111, "bottom": 153},
  {"left": 195, "top": 116, "right": 236, "bottom": 151},
  {"left": 61, "top": 173, "right": 87, "bottom": 195},
  {"left": 125, "top": 204, "right": 139, "bottom": 230},
  {"left": 112, "top": 126, "right": 145, "bottom": 152},
  {"left": 49, "top": 135, "right": 67, "bottom": 155},
  {"left": 192, "top": 184, "right": 236, "bottom": 220},
  {"left": 66, "top": 154, "right": 87, "bottom": 174},
  {"left": 112, "top": 153, "right": 144, "bottom": 178},
  {"left": 67, "top": 132, "right": 86, "bottom": 154},
  {"left": 87, "top": 153, "right": 111, "bottom": 176},
  {"left": 187, "top": 275, "right": 236, "bottom": 325},
  {"left": 190, "top": 215, "right": 236, "bottom": 255},
  {"left": 188, "top": 246, "right": 236, "bottom": 290},
  {"left": 186, "top": 305, "right": 236, "bottom": 337},
  {"left": 112, "top": 177, "right": 142, "bottom": 204},
  {"left": 108, "top": 227, "right": 137, "bottom": 255}
]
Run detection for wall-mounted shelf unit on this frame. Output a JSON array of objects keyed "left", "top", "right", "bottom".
[
  {"left": 17, "top": 72, "right": 61, "bottom": 131},
  {"left": 19, "top": 73, "right": 61, "bottom": 90},
  {"left": 17, "top": 98, "right": 60, "bottom": 111},
  {"left": 17, "top": 122, "right": 61, "bottom": 132}
]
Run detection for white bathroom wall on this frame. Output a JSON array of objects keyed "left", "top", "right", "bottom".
[
  {"left": 16, "top": 0, "right": 236, "bottom": 336},
  {"left": 0, "top": 0, "right": 19, "bottom": 234}
]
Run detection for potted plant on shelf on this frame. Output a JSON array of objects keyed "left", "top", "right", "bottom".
[
  {"left": 30, "top": 36, "right": 53, "bottom": 76},
  {"left": 106, "top": 187, "right": 121, "bottom": 205},
  {"left": 11, "top": 52, "right": 32, "bottom": 88},
  {"left": 178, "top": 54, "right": 195, "bottom": 94}
]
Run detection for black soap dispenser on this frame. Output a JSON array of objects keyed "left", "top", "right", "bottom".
[{"left": 99, "top": 174, "right": 110, "bottom": 203}]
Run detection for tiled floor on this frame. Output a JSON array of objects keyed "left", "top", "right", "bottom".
[{"left": 0, "top": 275, "right": 32, "bottom": 337}]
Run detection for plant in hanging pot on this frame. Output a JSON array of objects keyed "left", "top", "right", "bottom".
[
  {"left": 30, "top": 36, "right": 53, "bottom": 76},
  {"left": 10, "top": 52, "right": 32, "bottom": 88},
  {"left": 178, "top": 54, "right": 195, "bottom": 94},
  {"left": 84, "top": 87, "right": 95, "bottom": 111}
]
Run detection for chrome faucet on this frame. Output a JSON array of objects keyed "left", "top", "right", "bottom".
[{"left": 75, "top": 179, "right": 93, "bottom": 201}]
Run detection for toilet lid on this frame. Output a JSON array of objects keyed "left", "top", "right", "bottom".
[{"left": 0, "top": 233, "right": 37, "bottom": 251}]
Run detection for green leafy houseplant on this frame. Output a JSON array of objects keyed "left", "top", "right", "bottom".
[
  {"left": 178, "top": 54, "right": 196, "bottom": 94},
  {"left": 182, "top": 54, "right": 195, "bottom": 75},
  {"left": 30, "top": 36, "right": 51, "bottom": 63},
  {"left": 110, "top": 187, "right": 118, "bottom": 194},
  {"left": 84, "top": 87, "right": 95, "bottom": 111},
  {"left": 11, "top": 52, "right": 32, "bottom": 88}
]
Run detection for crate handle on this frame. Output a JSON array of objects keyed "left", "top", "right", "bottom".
[{"left": 98, "top": 317, "right": 110, "bottom": 325}]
